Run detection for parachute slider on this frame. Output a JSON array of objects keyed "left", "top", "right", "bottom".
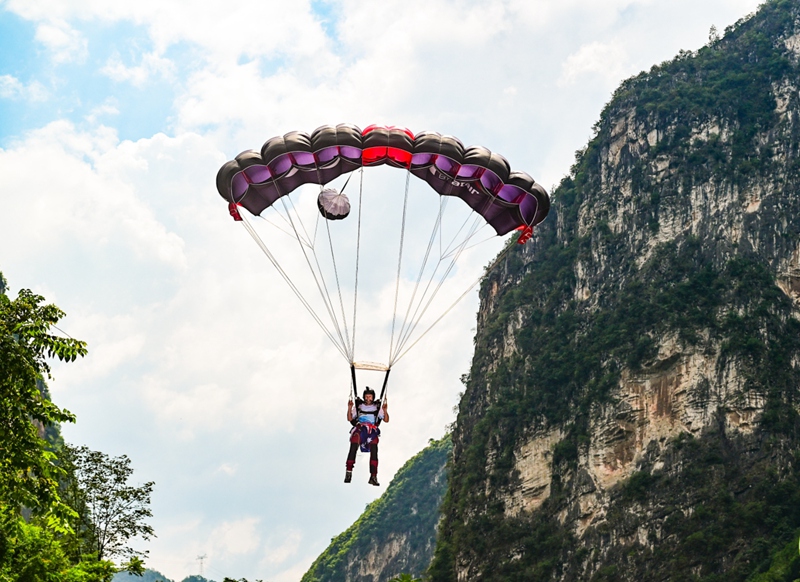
[
  {"left": 317, "top": 188, "right": 350, "bottom": 220},
  {"left": 352, "top": 361, "right": 390, "bottom": 372}
]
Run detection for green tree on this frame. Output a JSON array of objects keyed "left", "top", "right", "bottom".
[
  {"left": 62, "top": 445, "right": 155, "bottom": 562},
  {"left": 0, "top": 506, "right": 116, "bottom": 582},
  {"left": 0, "top": 274, "right": 132, "bottom": 580},
  {"left": 0, "top": 272, "right": 86, "bottom": 518}
]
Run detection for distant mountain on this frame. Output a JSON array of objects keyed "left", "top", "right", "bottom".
[
  {"left": 302, "top": 435, "right": 451, "bottom": 582},
  {"left": 113, "top": 569, "right": 216, "bottom": 582},
  {"left": 113, "top": 569, "right": 175, "bottom": 582}
]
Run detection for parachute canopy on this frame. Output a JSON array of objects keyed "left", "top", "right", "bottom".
[
  {"left": 215, "top": 123, "right": 551, "bottom": 370},
  {"left": 216, "top": 124, "right": 549, "bottom": 236}
]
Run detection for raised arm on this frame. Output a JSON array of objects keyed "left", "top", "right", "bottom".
[
  {"left": 347, "top": 399, "right": 355, "bottom": 422},
  {"left": 381, "top": 399, "right": 389, "bottom": 423}
]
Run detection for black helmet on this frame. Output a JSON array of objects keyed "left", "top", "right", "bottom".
[{"left": 363, "top": 387, "right": 376, "bottom": 399}]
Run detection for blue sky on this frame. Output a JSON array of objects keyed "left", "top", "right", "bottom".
[
  {"left": 0, "top": 13, "right": 179, "bottom": 143},
  {"left": 0, "top": 0, "right": 764, "bottom": 580}
]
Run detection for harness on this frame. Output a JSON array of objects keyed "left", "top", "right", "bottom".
[{"left": 350, "top": 398, "right": 382, "bottom": 427}]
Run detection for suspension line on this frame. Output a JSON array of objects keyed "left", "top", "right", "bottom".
[
  {"left": 351, "top": 169, "right": 364, "bottom": 361},
  {"left": 387, "top": 171, "right": 412, "bottom": 363},
  {"left": 240, "top": 217, "right": 349, "bottom": 361},
  {"left": 277, "top": 196, "right": 351, "bottom": 356}
]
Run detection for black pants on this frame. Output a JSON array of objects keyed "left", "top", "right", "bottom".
[{"left": 346, "top": 441, "right": 378, "bottom": 475}]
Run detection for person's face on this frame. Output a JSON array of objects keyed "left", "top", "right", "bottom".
[{"left": 364, "top": 394, "right": 374, "bottom": 404}]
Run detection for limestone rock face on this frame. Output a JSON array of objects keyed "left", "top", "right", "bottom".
[
  {"left": 346, "top": 533, "right": 410, "bottom": 580},
  {"left": 505, "top": 428, "right": 563, "bottom": 517},
  {"left": 431, "top": 3, "right": 800, "bottom": 581}
]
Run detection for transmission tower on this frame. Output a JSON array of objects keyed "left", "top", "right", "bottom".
[{"left": 197, "top": 554, "right": 207, "bottom": 578}]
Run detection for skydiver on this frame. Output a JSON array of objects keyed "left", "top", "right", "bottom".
[{"left": 345, "top": 387, "right": 389, "bottom": 486}]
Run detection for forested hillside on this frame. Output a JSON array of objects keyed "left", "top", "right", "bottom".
[{"left": 302, "top": 436, "right": 451, "bottom": 582}]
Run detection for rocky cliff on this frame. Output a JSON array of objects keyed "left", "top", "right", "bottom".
[
  {"left": 429, "top": 1, "right": 800, "bottom": 580},
  {"left": 303, "top": 436, "right": 451, "bottom": 582}
]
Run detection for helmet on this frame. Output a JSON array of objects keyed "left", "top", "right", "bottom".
[{"left": 363, "top": 387, "right": 376, "bottom": 399}]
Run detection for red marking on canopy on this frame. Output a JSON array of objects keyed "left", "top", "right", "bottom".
[
  {"left": 362, "top": 124, "right": 414, "bottom": 140},
  {"left": 361, "top": 125, "right": 414, "bottom": 167},
  {"left": 516, "top": 225, "right": 533, "bottom": 244},
  {"left": 389, "top": 147, "right": 412, "bottom": 166},
  {"left": 398, "top": 127, "right": 415, "bottom": 140},
  {"left": 228, "top": 202, "right": 243, "bottom": 222},
  {"left": 362, "top": 146, "right": 387, "bottom": 165},
  {"left": 362, "top": 146, "right": 413, "bottom": 167}
]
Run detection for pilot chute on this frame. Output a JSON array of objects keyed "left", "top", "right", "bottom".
[{"left": 317, "top": 188, "right": 350, "bottom": 220}]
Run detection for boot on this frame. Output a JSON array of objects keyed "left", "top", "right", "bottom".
[
  {"left": 344, "top": 470, "right": 352, "bottom": 483},
  {"left": 368, "top": 475, "right": 379, "bottom": 486}
]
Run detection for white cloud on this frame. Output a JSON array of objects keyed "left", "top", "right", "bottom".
[
  {"left": 210, "top": 517, "right": 261, "bottom": 556},
  {"left": 336, "top": 0, "right": 509, "bottom": 49},
  {"left": 271, "top": 562, "right": 314, "bottom": 582},
  {"left": 5, "top": 0, "right": 332, "bottom": 64},
  {"left": 141, "top": 380, "right": 234, "bottom": 439},
  {"left": 0, "top": 75, "right": 23, "bottom": 97},
  {"left": 60, "top": 314, "right": 146, "bottom": 383},
  {"left": 215, "top": 462, "right": 238, "bottom": 476},
  {"left": 261, "top": 530, "right": 302, "bottom": 566},
  {"left": 507, "top": 0, "right": 649, "bottom": 30},
  {"left": 101, "top": 51, "right": 175, "bottom": 86},
  {"left": 0, "top": 75, "right": 48, "bottom": 101},
  {"left": 84, "top": 101, "right": 121, "bottom": 125},
  {"left": 558, "top": 40, "right": 629, "bottom": 87},
  {"left": 0, "top": 122, "right": 187, "bottom": 272},
  {"left": 89, "top": 102, "right": 120, "bottom": 117},
  {"left": 34, "top": 20, "right": 88, "bottom": 63}
]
